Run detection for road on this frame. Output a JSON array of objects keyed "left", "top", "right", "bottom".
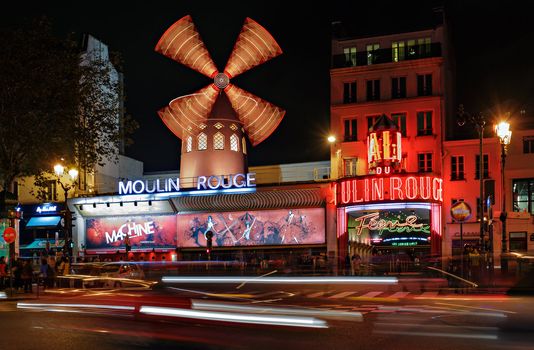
[{"left": 1, "top": 277, "right": 534, "bottom": 349}]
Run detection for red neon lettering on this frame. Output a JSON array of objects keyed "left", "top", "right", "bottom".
[
  {"left": 371, "top": 178, "right": 384, "bottom": 201},
  {"left": 353, "top": 179, "right": 363, "bottom": 203},
  {"left": 419, "top": 176, "right": 431, "bottom": 199},
  {"left": 390, "top": 177, "right": 403, "bottom": 200},
  {"left": 341, "top": 181, "right": 351, "bottom": 204},
  {"left": 364, "top": 179, "right": 370, "bottom": 202},
  {"left": 405, "top": 176, "right": 418, "bottom": 199},
  {"left": 433, "top": 178, "right": 443, "bottom": 201}
]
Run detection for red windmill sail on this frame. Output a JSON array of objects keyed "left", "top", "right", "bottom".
[{"left": 155, "top": 15, "right": 285, "bottom": 146}]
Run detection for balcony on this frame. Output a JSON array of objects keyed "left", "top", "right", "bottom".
[{"left": 332, "top": 43, "right": 442, "bottom": 69}]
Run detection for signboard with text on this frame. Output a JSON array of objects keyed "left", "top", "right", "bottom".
[{"left": 85, "top": 215, "right": 177, "bottom": 252}]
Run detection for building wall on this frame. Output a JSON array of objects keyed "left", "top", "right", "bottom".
[{"left": 330, "top": 27, "right": 447, "bottom": 180}]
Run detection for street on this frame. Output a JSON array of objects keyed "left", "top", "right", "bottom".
[{"left": 2, "top": 278, "right": 534, "bottom": 349}]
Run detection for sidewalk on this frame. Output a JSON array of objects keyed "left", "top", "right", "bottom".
[{"left": 0, "top": 287, "right": 41, "bottom": 302}]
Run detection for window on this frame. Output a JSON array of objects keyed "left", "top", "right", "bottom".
[
  {"left": 367, "top": 115, "right": 380, "bottom": 131},
  {"left": 214, "top": 122, "right": 224, "bottom": 129},
  {"left": 510, "top": 232, "right": 528, "bottom": 251},
  {"left": 344, "top": 118, "right": 357, "bottom": 142},
  {"left": 407, "top": 40, "right": 416, "bottom": 56},
  {"left": 451, "top": 156, "right": 465, "bottom": 180},
  {"left": 390, "top": 113, "right": 406, "bottom": 137},
  {"left": 475, "top": 154, "right": 489, "bottom": 179},
  {"left": 186, "top": 136, "right": 192, "bottom": 153},
  {"left": 343, "top": 82, "right": 357, "bottom": 103},
  {"left": 417, "top": 37, "right": 432, "bottom": 56},
  {"left": 197, "top": 133, "right": 207, "bottom": 150},
  {"left": 343, "top": 158, "right": 357, "bottom": 177},
  {"left": 242, "top": 137, "right": 247, "bottom": 155},
  {"left": 392, "top": 41, "right": 405, "bottom": 62},
  {"left": 230, "top": 134, "right": 239, "bottom": 152},
  {"left": 513, "top": 178, "right": 534, "bottom": 213},
  {"left": 417, "top": 153, "right": 433, "bottom": 172},
  {"left": 213, "top": 132, "right": 224, "bottom": 150},
  {"left": 391, "top": 77, "right": 406, "bottom": 99},
  {"left": 417, "top": 111, "right": 433, "bottom": 136},
  {"left": 366, "top": 43, "right": 379, "bottom": 65},
  {"left": 523, "top": 136, "right": 534, "bottom": 153},
  {"left": 366, "top": 79, "right": 380, "bottom": 101},
  {"left": 45, "top": 180, "right": 57, "bottom": 201},
  {"left": 417, "top": 74, "right": 432, "bottom": 96},
  {"left": 343, "top": 47, "right": 357, "bottom": 67}
]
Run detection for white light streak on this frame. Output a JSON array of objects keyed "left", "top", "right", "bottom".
[
  {"left": 139, "top": 305, "right": 328, "bottom": 328},
  {"left": 161, "top": 276, "right": 398, "bottom": 284}
]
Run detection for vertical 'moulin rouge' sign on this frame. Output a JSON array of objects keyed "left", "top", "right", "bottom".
[{"left": 367, "top": 114, "right": 402, "bottom": 175}]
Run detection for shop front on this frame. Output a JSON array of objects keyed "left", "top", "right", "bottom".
[
  {"left": 70, "top": 173, "right": 332, "bottom": 268},
  {"left": 18, "top": 203, "right": 65, "bottom": 258},
  {"left": 335, "top": 174, "right": 443, "bottom": 271}
]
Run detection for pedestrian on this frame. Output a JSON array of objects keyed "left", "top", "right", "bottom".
[
  {"left": 22, "top": 260, "right": 33, "bottom": 293},
  {"left": 344, "top": 253, "right": 351, "bottom": 276},
  {"left": 40, "top": 258, "right": 49, "bottom": 290},
  {"left": 351, "top": 254, "right": 361, "bottom": 276}
]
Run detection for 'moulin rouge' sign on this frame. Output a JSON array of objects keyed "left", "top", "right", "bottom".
[{"left": 336, "top": 174, "right": 443, "bottom": 206}]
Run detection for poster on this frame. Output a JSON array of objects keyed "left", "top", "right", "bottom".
[
  {"left": 177, "top": 208, "right": 325, "bottom": 248},
  {"left": 85, "top": 215, "right": 177, "bottom": 251}
]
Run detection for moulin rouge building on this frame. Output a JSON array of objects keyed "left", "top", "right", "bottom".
[{"left": 329, "top": 21, "right": 456, "bottom": 262}]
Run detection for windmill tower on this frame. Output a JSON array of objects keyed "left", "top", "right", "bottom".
[{"left": 155, "top": 15, "right": 285, "bottom": 188}]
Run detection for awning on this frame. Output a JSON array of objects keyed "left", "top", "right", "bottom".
[
  {"left": 20, "top": 239, "right": 65, "bottom": 249},
  {"left": 25, "top": 216, "right": 62, "bottom": 229}
]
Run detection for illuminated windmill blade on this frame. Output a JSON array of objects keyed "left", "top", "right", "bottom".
[
  {"left": 225, "top": 84, "right": 285, "bottom": 146},
  {"left": 224, "top": 17, "right": 283, "bottom": 79},
  {"left": 155, "top": 15, "right": 218, "bottom": 78},
  {"left": 158, "top": 84, "right": 219, "bottom": 140}
]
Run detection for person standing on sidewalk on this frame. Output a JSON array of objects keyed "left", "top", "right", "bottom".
[{"left": 21, "top": 260, "right": 33, "bottom": 293}]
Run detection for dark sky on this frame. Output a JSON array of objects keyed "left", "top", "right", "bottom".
[{"left": 4, "top": 1, "right": 534, "bottom": 172}]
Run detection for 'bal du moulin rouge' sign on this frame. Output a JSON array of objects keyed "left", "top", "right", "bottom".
[{"left": 336, "top": 174, "right": 443, "bottom": 206}]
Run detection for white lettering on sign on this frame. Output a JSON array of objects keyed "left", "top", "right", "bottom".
[
  {"left": 196, "top": 173, "right": 256, "bottom": 191},
  {"left": 105, "top": 221, "right": 155, "bottom": 244},
  {"left": 118, "top": 173, "right": 256, "bottom": 194},
  {"left": 36, "top": 205, "right": 57, "bottom": 214}
]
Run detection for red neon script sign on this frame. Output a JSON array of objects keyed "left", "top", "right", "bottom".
[{"left": 337, "top": 175, "right": 443, "bottom": 206}]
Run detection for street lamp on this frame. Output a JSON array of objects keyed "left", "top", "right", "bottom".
[
  {"left": 458, "top": 105, "right": 486, "bottom": 255},
  {"left": 327, "top": 135, "right": 342, "bottom": 179},
  {"left": 53, "top": 161, "right": 78, "bottom": 257},
  {"left": 495, "top": 121, "right": 511, "bottom": 271}
]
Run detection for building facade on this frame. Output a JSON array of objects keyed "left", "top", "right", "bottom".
[{"left": 330, "top": 25, "right": 452, "bottom": 265}]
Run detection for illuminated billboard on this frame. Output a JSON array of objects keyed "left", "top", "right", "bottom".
[
  {"left": 177, "top": 208, "right": 325, "bottom": 248},
  {"left": 85, "top": 215, "right": 177, "bottom": 251},
  {"left": 348, "top": 206, "right": 430, "bottom": 247}
]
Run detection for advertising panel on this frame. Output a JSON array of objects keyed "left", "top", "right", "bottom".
[
  {"left": 177, "top": 208, "right": 325, "bottom": 248},
  {"left": 85, "top": 215, "right": 177, "bottom": 251},
  {"left": 348, "top": 207, "right": 430, "bottom": 247}
]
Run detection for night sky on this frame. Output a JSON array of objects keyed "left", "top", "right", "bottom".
[{"left": 3, "top": 1, "right": 533, "bottom": 172}]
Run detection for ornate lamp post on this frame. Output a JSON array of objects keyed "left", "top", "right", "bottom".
[
  {"left": 328, "top": 135, "right": 342, "bottom": 179},
  {"left": 53, "top": 162, "right": 78, "bottom": 257},
  {"left": 495, "top": 121, "right": 511, "bottom": 272}
]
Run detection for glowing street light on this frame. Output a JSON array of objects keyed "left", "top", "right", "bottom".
[
  {"left": 53, "top": 161, "right": 78, "bottom": 259},
  {"left": 495, "top": 120, "right": 511, "bottom": 272},
  {"left": 327, "top": 135, "right": 336, "bottom": 143}
]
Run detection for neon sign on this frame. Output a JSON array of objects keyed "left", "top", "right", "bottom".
[
  {"left": 105, "top": 221, "right": 155, "bottom": 244},
  {"left": 337, "top": 175, "right": 443, "bottom": 206},
  {"left": 118, "top": 173, "right": 256, "bottom": 195},
  {"left": 353, "top": 212, "right": 430, "bottom": 236},
  {"left": 36, "top": 204, "right": 58, "bottom": 214}
]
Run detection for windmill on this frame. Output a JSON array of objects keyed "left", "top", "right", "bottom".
[{"left": 155, "top": 15, "right": 285, "bottom": 188}]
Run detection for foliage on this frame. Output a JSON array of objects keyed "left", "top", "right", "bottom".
[{"left": 0, "top": 17, "right": 137, "bottom": 203}]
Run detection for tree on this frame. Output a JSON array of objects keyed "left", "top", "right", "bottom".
[{"left": 0, "top": 17, "right": 137, "bottom": 205}]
